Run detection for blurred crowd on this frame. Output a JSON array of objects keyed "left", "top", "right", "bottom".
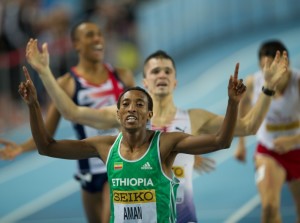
[{"left": 0, "top": 0, "right": 146, "bottom": 133}]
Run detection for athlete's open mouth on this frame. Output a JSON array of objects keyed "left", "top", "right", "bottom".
[{"left": 126, "top": 115, "right": 137, "bottom": 121}]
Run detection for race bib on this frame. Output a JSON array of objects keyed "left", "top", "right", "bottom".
[{"left": 113, "top": 189, "right": 157, "bottom": 222}]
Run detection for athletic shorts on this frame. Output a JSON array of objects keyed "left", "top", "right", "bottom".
[
  {"left": 74, "top": 172, "right": 108, "bottom": 193},
  {"left": 255, "top": 143, "right": 300, "bottom": 182}
]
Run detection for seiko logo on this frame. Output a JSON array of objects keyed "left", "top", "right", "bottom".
[{"left": 113, "top": 189, "right": 156, "bottom": 203}]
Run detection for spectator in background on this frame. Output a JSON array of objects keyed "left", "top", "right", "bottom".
[
  {"left": 0, "top": 0, "right": 76, "bottom": 132},
  {"left": 83, "top": 0, "right": 140, "bottom": 73},
  {"left": 1, "top": 0, "right": 77, "bottom": 106},
  {"left": 0, "top": 1, "right": 4, "bottom": 52},
  {"left": 0, "top": 0, "right": 44, "bottom": 131},
  {"left": 2, "top": 0, "right": 41, "bottom": 100},
  {"left": 1, "top": 0, "right": 141, "bottom": 104}
]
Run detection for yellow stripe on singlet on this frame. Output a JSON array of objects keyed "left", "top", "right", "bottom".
[{"left": 266, "top": 120, "right": 300, "bottom": 131}]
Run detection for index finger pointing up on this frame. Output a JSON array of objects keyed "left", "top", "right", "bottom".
[
  {"left": 23, "top": 66, "right": 32, "bottom": 82},
  {"left": 233, "top": 63, "right": 239, "bottom": 81}
]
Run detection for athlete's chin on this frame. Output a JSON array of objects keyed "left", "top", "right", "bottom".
[
  {"left": 89, "top": 57, "right": 103, "bottom": 64},
  {"left": 123, "top": 124, "right": 139, "bottom": 132},
  {"left": 155, "top": 91, "right": 169, "bottom": 97},
  {"left": 89, "top": 53, "right": 104, "bottom": 63}
]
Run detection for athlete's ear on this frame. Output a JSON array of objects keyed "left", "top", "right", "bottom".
[
  {"left": 148, "top": 111, "right": 153, "bottom": 120},
  {"left": 116, "top": 110, "right": 120, "bottom": 121},
  {"left": 143, "top": 78, "right": 148, "bottom": 89},
  {"left": 72, "top": 39, "right": 80, "bottom": 52},
  {"left": 174, "top": 78, "right": 177, "bottom": 88}
]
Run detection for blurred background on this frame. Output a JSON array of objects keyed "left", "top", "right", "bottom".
[{"left": 1, "top": 0, "right": 300, "bottom": 222}]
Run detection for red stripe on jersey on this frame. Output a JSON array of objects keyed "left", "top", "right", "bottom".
[{"left": 108, "top": 67, "right": 124, "bottom": 101}]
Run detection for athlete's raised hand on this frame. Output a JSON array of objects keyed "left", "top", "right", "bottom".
[
  {"left": 228, "top": 63, "right": 247, "bottom": 102},
  {"left": 263, "top": 50, "right": 288, "bottom": 89},
  {"left": 26, "top": 38, "right": 50, "bottom": 75},
  {"left": 18, "top": 66, "right": 38, "bottom": 105}
]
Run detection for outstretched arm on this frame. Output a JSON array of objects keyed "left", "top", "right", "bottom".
[
  {"left": 234, "top": 51, "right": 289, "bottom": 162},
  {"left": 192, "top": 51, "right": 288, "bottom": 137},
  {"left": 234, "top": 51, "right": 288, "bottom": 135},
  {"left": 0, "top": 93, "right": 66, "bottom": 160},
  {"left": 0, "top": 78, "right": 74, "bottom": 160},
  {"left": 19, "top": 67, "right": 100, "bottom": 160},
  {"left": 25, "top": 39, "right": 119, "bottom": 130},
  {"left": 234, "top": 75, "right": 254, "bottom": 162},
  {"left": 172, "top": 63, "right": 245, "bottom": 154}
]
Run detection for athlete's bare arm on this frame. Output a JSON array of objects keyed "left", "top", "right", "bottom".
[
  {"left": 161, "top": 67, "right": 245, "bottom": 163},
  {"left": 0, "top": 74, "right": 72, "bottom": 160},
  {"left": 233, "top": 76, "right": 254, "bottom": 162},
  {"left": 19, "top": 67, "right": 113, "bottom": 161},
  {"left": 234, "top": 51, "right": 290, "bottom": 162},
  {"left": 25, "top": 39, "right": 120, "bottom": 130},
  {"left": 190, "top": 51, "right": 288, "bottom": 138}
]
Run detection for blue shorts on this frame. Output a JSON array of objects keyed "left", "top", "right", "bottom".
[{"left": 74, "top": 172, "right": 108, "bottom": 193}]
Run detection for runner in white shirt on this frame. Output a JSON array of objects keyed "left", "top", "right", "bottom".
[{"left": 235, "top": 40, "right": 300, "bottom": 223}]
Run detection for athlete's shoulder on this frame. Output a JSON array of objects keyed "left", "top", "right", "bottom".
[
  {"left": 87, "top": 134, "right": 118, "bottom": 147},
  {"left": 56, "top": 72, "right": 73, "bottom": 85},
  {"left": 115, "top": 67, "right": 135, "bottom": 87},
  {"left": 56, "top": 72, "right": 75, "bottom": 96}
]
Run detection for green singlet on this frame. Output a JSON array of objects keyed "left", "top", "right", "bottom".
[{"left": 106, "top": 130, "right": 179, "bottom": 223}]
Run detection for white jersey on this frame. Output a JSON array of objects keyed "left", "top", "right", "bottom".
[
  {"left": 151, "top": 109, "right": 197, "bottom": 223},
  {"left": 252, "top": 69, "right": 300, "bottom": 150}
]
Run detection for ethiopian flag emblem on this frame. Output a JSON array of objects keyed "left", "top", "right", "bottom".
[{"left": 114, "top": 162, "right": 123, "bottom": 170}]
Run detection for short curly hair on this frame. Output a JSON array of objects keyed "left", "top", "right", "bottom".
[{"left": 117, "top": 86, "right": 153, "bottom": 111}]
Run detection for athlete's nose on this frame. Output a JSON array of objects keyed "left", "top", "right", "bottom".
[
  {"left": 127, "top": 103, "right": 137, "bottom": 113},
  {"left": 157, "top": 71, "right": 168, "bottom": 78}
]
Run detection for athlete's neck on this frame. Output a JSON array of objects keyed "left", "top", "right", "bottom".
[
  {"left": 75, "top": 62, "right": 108, "bottom": 84},
  {"left": 151, "top": 94, "right": 177, "bottom": 126},
  {"left": 121, "top": 130, "right": 150, "bottom": 154}
]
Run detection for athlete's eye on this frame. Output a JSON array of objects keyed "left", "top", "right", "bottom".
[
  {"left": 151, "top": 68, "right": 160, "bottom": 75},
  {"left": 137, "top": 102, "right": 144, "bottom": 107},
  {"left": 121, "top": 101, "right": 129, "bottom": 107},
  {"left": 164, "top": 68, "right": 172, "bottom": 75},
  {"left": 86, "top": 31, "right": 94, "bottom": 38}
]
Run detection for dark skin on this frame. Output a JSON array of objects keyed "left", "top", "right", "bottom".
[{"left": 19, "top": 65, "right": 246, "bottom": 178}]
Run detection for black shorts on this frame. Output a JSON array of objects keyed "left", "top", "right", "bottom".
[{"left": 74, "top": 172, "right": 108, "bottom": 193}]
